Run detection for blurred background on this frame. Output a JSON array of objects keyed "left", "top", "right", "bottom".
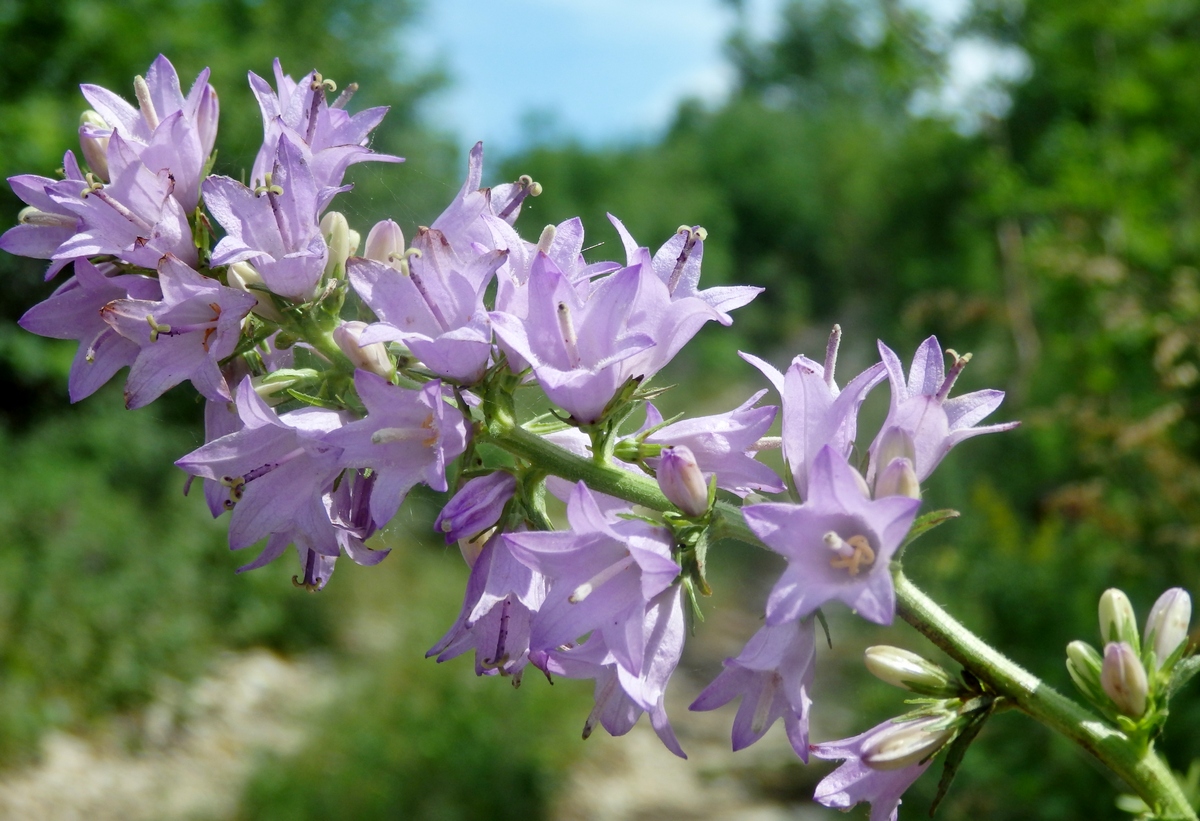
[{"left": 0, "top": 0, "right": 1198, "bottom": 818}]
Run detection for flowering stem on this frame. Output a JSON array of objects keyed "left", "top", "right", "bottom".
[
  {"left": 483, "top": 420, "right": 1194, "bottom": 818},
  {"left": 895, "top": 571, "right": 1196, "bottom": 820}
]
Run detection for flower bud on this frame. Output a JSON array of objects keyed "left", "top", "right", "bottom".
[
  {"left": 78, "top": 110, "right": 110, "bottom": 181},
  {"left": 321, "top": 211, "right": 352, "bottom": 280},
  {"left": 1101, "top": 641, "right": 1149, "bottom": 719},
  {"left": 1144, "top": 588, "right": 1191, "bottom": 669},
  {"left": 435, "top": 472, "right": 518, "bottom": 544},
  {"left": 658, "top": 445, "right": 709, "bottom": 517},
  {"left": 333, "top": 320, "right": 393, "bottom": 378},
  {"left": 195, "top": 83, "right": 219, "bottom": 160},
  {"left": 1099, "top": 588, "right": 1139, "bottom": 649},
  {"left": 861, "top": 715, "right": 955, "bottom": 771},
  {"left": 874, "top": 457, "right": 921, "bottom": 500},
  {"left": 864, "top": 646, "right": 958, "bottom": 696},
  {"left": 1065, "top": 640, "right": 1106, "bottom": 705},
  {"left": 364, "top": 219, "right": 406, "bottom": 266},
  {"left": 227, "top": 261, "right": 285, "bottom": 323}
]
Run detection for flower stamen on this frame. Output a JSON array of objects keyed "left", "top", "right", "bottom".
[{"left": 826, "top": 532, "right": 875, "bottom": 576}]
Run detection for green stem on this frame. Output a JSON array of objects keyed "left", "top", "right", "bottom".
[
  {"left": 483, "top": 417, "right": 1196, "bottom": 819},
  {"left": 895, "top": 572, "right": 1195, "bottom": 820}
]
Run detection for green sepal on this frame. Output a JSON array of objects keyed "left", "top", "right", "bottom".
[
  {"left": 285, "top": 388, "right": 346, "bottom": 409},
  {"left": 1166, "top": 656, "right": 1200, "bottom": 702},
  {"left": 931, "top": 699, "right": 995, "bottom": 816},
  {"left": 902, "top": 509, "right": 960, "bottom": 549}
]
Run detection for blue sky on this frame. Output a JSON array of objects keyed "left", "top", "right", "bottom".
[
  {"left": 406, "top": 0, "right": 787, "bottom": 154},
  {"left": 405, "top": 0, "right": 1022, "bottom": 156}
]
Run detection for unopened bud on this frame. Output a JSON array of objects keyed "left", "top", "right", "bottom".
[
  {"left": 1144, "top": 587, "right": 1192, "bottom": 669},
  {"left": 364, "top": 219, "right": 406, "bottom": 266},
  {"left": 864, "top": 646, "right": 958, "bottom": 696},
  {"left": 862, "top": 716, "right": 955, "bottom": 771},
  {"left": 78, "top": 110, "right": 110, "bottom": 181},
  {"left": 227, "top": 262, "right": 285, "bottom": 323},
  {"left": 874, "top": 457, "right": 921, "bottom": 500},
  {"left": 321, "top": 211, "right": 351, "bottom": 279},
  {"left": 1066, "top": 640, "right": 1106, "bottom": 705},
  {"left": 1101, "top": 641, "right": 1149, "bottom": 719},
  {"left": 658, "top": 445, "right": 709, "bottom": 517},
  {"left": 1099, "top": 589, "right": 1140, "bottom": 649},
  {"left": 435, "top": 472, "right": 518, "bottom": 544},
  {"left": 333, "top": 321, "right": 393, "bottom": 378}
]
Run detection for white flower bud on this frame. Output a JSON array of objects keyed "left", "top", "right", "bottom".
[
  {"left": 333, "top": 321, "right": 393, "bottom": 378},
  {"left": 862, "top": 716, "right": 956, "bottom": 771},
  {"left": 458, "top": 527, "right": 494, "bottom": 569},
  {"left": 864, "top": 646, "right": 957, "bottom": 696},
  {"left": 321, "top": 211, "right": 351, "bottom": 280},
  {"left": 1099, "top": 588, "right": 1139, "bottom": 649},
  {"left": 78, "top": 110, "right": 110, "bottom": 181},
  {"left": 874, "top": 457, "right": 921, "bottom": 500},
  {"left": 1065, "top": 640, "right": 1106, "bottom": 705},
  {"left": 657, "top": 445, "right": 709, "bottom": 517},
  {"left": 1144, "top": 587, "right": 1192, "bottom": 669},
  {"left": 364, "top": 219, "right": 406, "bottom": 267},
  {"left": 1101, "top": 641, "right": 1149, "bottom": 719}
]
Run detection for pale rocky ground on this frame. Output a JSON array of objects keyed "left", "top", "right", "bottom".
[{"left": 0, "top": 651, "right": 834, "bottom": 821}]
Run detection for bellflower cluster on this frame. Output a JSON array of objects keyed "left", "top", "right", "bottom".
[{"left": 12, "top": 55, "right": 1190, "bottom": 821}]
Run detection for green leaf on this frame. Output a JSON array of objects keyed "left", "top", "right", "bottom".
[
  {"left": 931, "top": 700, "right": 994, "bottom": 816},
  {"left": 1166, "top": 655, "right": 1200, "bottom": 701},
  {"left": 285, "top": 388, "right": 345, "bottom": 409}
]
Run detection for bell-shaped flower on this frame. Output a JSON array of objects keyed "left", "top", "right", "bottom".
[
  {"left": 428, "top": 529, "right": 547, "bottom": 680},
  {"left": 690, "top": 618, "right": 816, "bottom": 759},
  {"left": 490, "top": 254, "right": 655, "bottom": 424},
  {"left": 350, "top": 227, "right": 507, "bottom": 384},
  {"left": 1, "top": 152, "right": 88, "bottom": 279},
  {"left": 324, "top": 370, "right": 468, "bottom": 528},
  {"left": 868, "top": 336, "right": 1018, "bottom": 483},
  {"left": 205, "top": 133, "right": 333, "bottom": 300},
  {"left": 608, "top": 214, "right": 761, "bottom": 322},
  {"left": 79, "top": 54, "right": 218, "bottom": 209},
  {"left": 48, "top": 132, "right": 197, "bottom": 270},
  {"left": 327, "top": 469, "right": 391, "bottom": 568},
  {"left": 743, "top": 446, "right": 920, "bottom": 626},
  {"left": 429, "top": 142, "right": 541, "bottom": 255},
  {"left": 638, "top": 393, "right": 783, "bottom": 497},
  {"left": 534, "top": 585, "right": 688, "bottom": 758},
  {"left": 175, "top": 376, "right": 346, "bottom": 554},
  {"left": 100, "top": 254, "right": 257, "bottom": 408},
  {"left": 18, "top": 259, "right": 161, "bottom": 402},
  {"left": 742, "top": 326, "right": 885, "bottom": 500},
  {"left": 504, "top": 481, "right": 680, "bottom": 676},
  {"left": 810, "top": 718, "right": 938, "bottom": 821},
  {"left": 248, "top": 59, "right": 402, "bottom": 191}
]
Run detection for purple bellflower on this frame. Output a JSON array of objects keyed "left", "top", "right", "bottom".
[
  {"left": 490, "top": 255, "right": 655, "bottom": 424},
  {"left": 350, "top": 228, "right": 507, "bottom": 384},
  {"left": 205, "top": 133, "right": 334, "bottom": 301},
  {"left": 810, "top": 719, "right": 939, "bottom": 821},
  {"left": 1, "top": 152, "right": 88, "bottom": 280},
  {"left": 869, "top": 336, "right": 1018, "bottom": 484},
  {"left": 49, "top": 131, "right": 198, "bottom": 270},
  {"left": 79, "top": 54, "right": 218, "bottom": 210},
  {"left": 689, "top": 618, "right": 817, "bottom": 760},
  {"left": 248, "top": 59, "right": 402, "bottom": 191},
  {"left": 430, "top": 142, "right": 539, "bottom": 254},
  {"left": 428, "top": 529, "right": 547, "bottom": 680},
  {"left": 742, "top": 326, "right": 885, "bottom": 500},
  {"left": 535, "top": 584, "right": 688, "bottom": 758},
  {"left": 325, "top": 370, "right": 468, "bottom": 528},
  {"left": 743, "top": 446, "right": 920, "bottom": 626},
  {"left": 99, "top": 254, "right": 257, "bottom": 408},
  {"left": 608, "top": 214, "right": 761, "bottom": 321},
  {"left": 504, "top": 481, "right": 680, "bottom": 676},
  {"left": 18, "top": 259, "right": 161, "bottom": 402},
  {"left": 175, "top": 376, "right": 345, "bottom": 556},
  {"left": 327, "top": 469, "right": 391, "bottom": 569},
  {"left": 639, "top": 393, "right": 783, "bottom": 497}
]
